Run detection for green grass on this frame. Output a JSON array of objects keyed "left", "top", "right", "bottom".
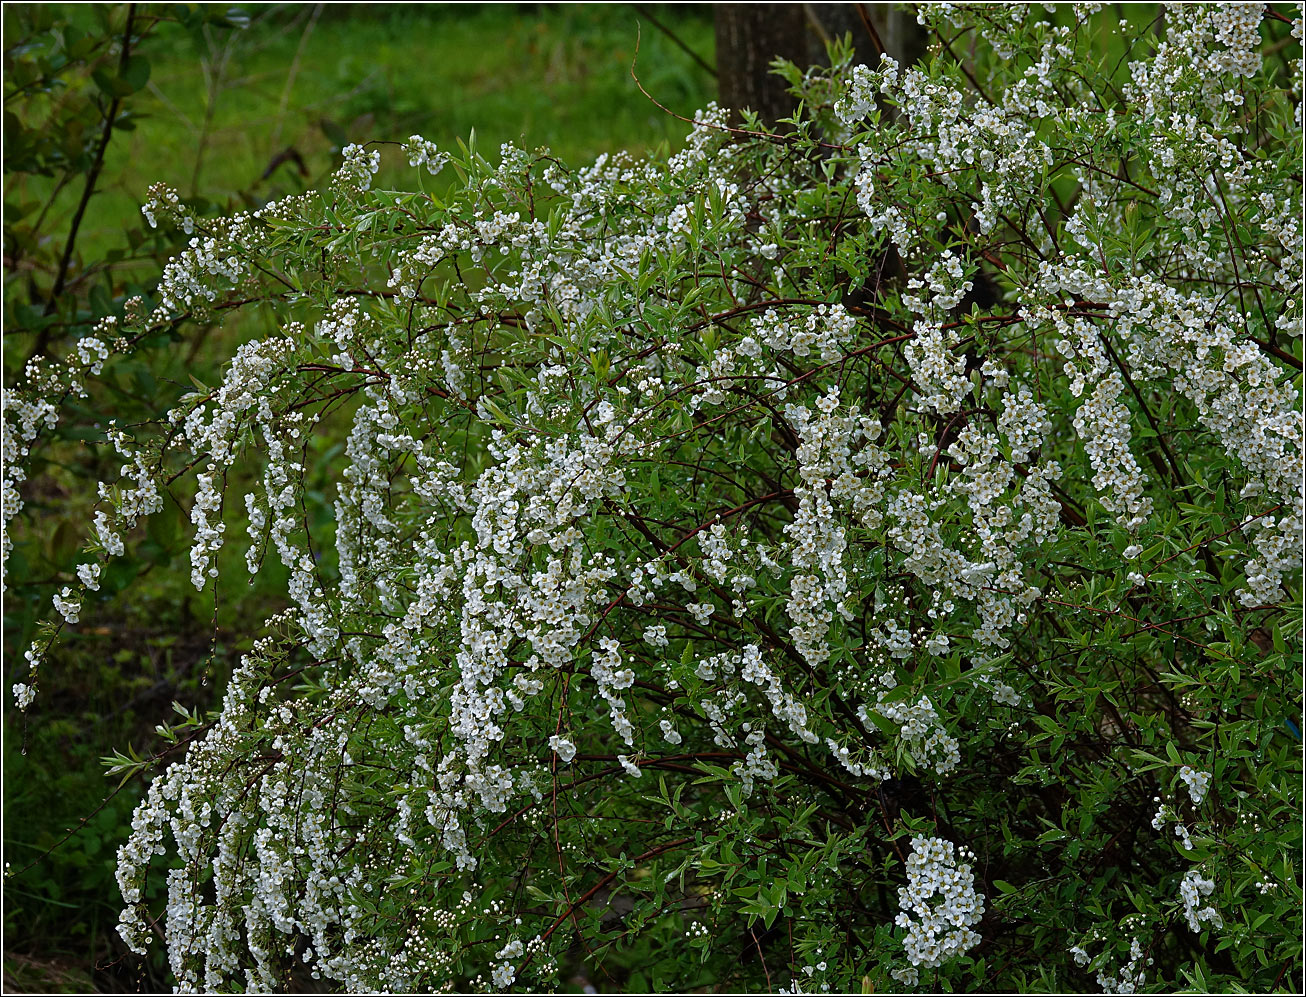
[{"left": 20, "top": 4, "right": 717, "bottom": 269}]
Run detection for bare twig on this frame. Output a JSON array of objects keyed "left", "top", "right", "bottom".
[{"left": 632, "top": 5, "right": 716, "bottom": 77}]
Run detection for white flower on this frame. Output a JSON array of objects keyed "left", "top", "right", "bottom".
[
  {"left": 659, "top": 718, "right": 683, "bottom": 745},
  {"left": 77, "top": 562, "right": 102, "bottom": 591},
  {"left": 53, "top": 586, "right": 81, "bottom": 625},
  {"left": 12, "top": 682, "right": 35, "bottom": 710},
  {"left": 548, "top": 735, "right": 577, "bottom": 763},
  {"left": 1179, "top": 765, "right": 1212, "bottom": 805},
  {"left": 402, "top": 134, "right": 449, "bottom": 176},
  {"left": 686, "top": 601, "right": 715, "bottom": 625},
  {"left": 643, "top": 624, "right": 669, "bottom": 647}
]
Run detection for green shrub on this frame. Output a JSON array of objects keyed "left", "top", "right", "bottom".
[{"left": 4, "top": 4, "right": 1302, "bottom": 992}]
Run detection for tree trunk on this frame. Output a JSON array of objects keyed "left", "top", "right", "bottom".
[
  {"left": 715, "top": 5, "right": 928, "bottom": 128},
  {"left": 714, "top": 4, "right": 809, "bottom": 126}
]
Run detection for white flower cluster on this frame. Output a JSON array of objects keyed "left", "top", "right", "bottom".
[
  {"left": 12, "top": 681, "right": 36, "bottom": 710},
  {"left": 903, "top": 322, "right": 972, "bottom": 416},
  {"left": 188, "top": 469, "right": 224, "bottom": 590},
  {"left": 5, "top": 330, "right": 170, "bottom": 707},
  {"left": 784, "top": 388, "right": 858, "bottom": 667},
  {"left": 334, "top": 142, "right": 381, "bottom": 193},
  {"left": 157, "top": 230, "right": 250, "bottom": 313},
  {"left": 751, "top": 303, "right": 858, "bottom": 363},
  {"left": 74, "top": 335, "right": 111, "bottom": 375},
  {"left": 904, "top": 251, "right": 974, "bottom": 317},
  {"left": 591, "top": 636, "right": 636, "bottom": 747},
  {"left": 1069, "top": 371, "right": 1152, "bottom": 531},
  {"left": 869, "top": 693, "right": 960, "bottom": 775},
  {"left": 1179, "top": 765, "right": 1212, "bottom": 805},
  {"left": 839, "top": 4, "right": 1302, "bottom": 586},
  {"left": 834, "top": 59, "right": 893, "bottom": 127},
  {"left": 1179, "top": 868, "right": 1222, "bottom": 933},
  {"left": 1095, "top": 936, "right": 1151, "bottom": 994},
  {"left": 402, "top": 134, "right": 448, "bottom": 176},
  {"left": 1, "top": 313, "right": 128, "bottom": 590},
  {"left": 1150, "top": 793, "right": 1197, "bottom": 851},
  {"left": 52, "top": 586, "right": 81, "bottom": 625},
  {"left": 895, "top": 836, "right": 985, "bottom": 971},
  {"left": 141, "top": 181, "right": 194, "bottom": 234},
  {"left": 1130, "top": 3, "right": 1267, "bottom": 103}
]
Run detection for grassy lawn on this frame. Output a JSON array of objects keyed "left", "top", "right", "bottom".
[{"left": 18, "top": 4, "right": 716, "bottom": 270}]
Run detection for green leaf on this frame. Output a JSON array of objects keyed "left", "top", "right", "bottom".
[
  {"left": 864, "top": 709, "right": 900, "bottom": 739},
  {"left": 119, "top": 54, "right": 150, "bottom": 93},
  {"left": 91, "top": 67, "right": 133, "bottom": 98}
]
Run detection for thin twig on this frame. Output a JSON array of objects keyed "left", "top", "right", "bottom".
[
  {"left": 632, "top": 5, "right": 716, "bottom": 77},
  {"left": 854, "top": 3, "right": 887, "bottom": 58},
  {"left": 630, "top": 25, "right": 848, "bottom": 152}
]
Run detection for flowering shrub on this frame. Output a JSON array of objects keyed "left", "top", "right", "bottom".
[{"left": 4, "top": 4, "right": 1302, "bottom": 992}]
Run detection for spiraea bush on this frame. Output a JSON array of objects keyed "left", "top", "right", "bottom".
[{"left": 4, "top": 3, "right": 1302, "bottom": 992}]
